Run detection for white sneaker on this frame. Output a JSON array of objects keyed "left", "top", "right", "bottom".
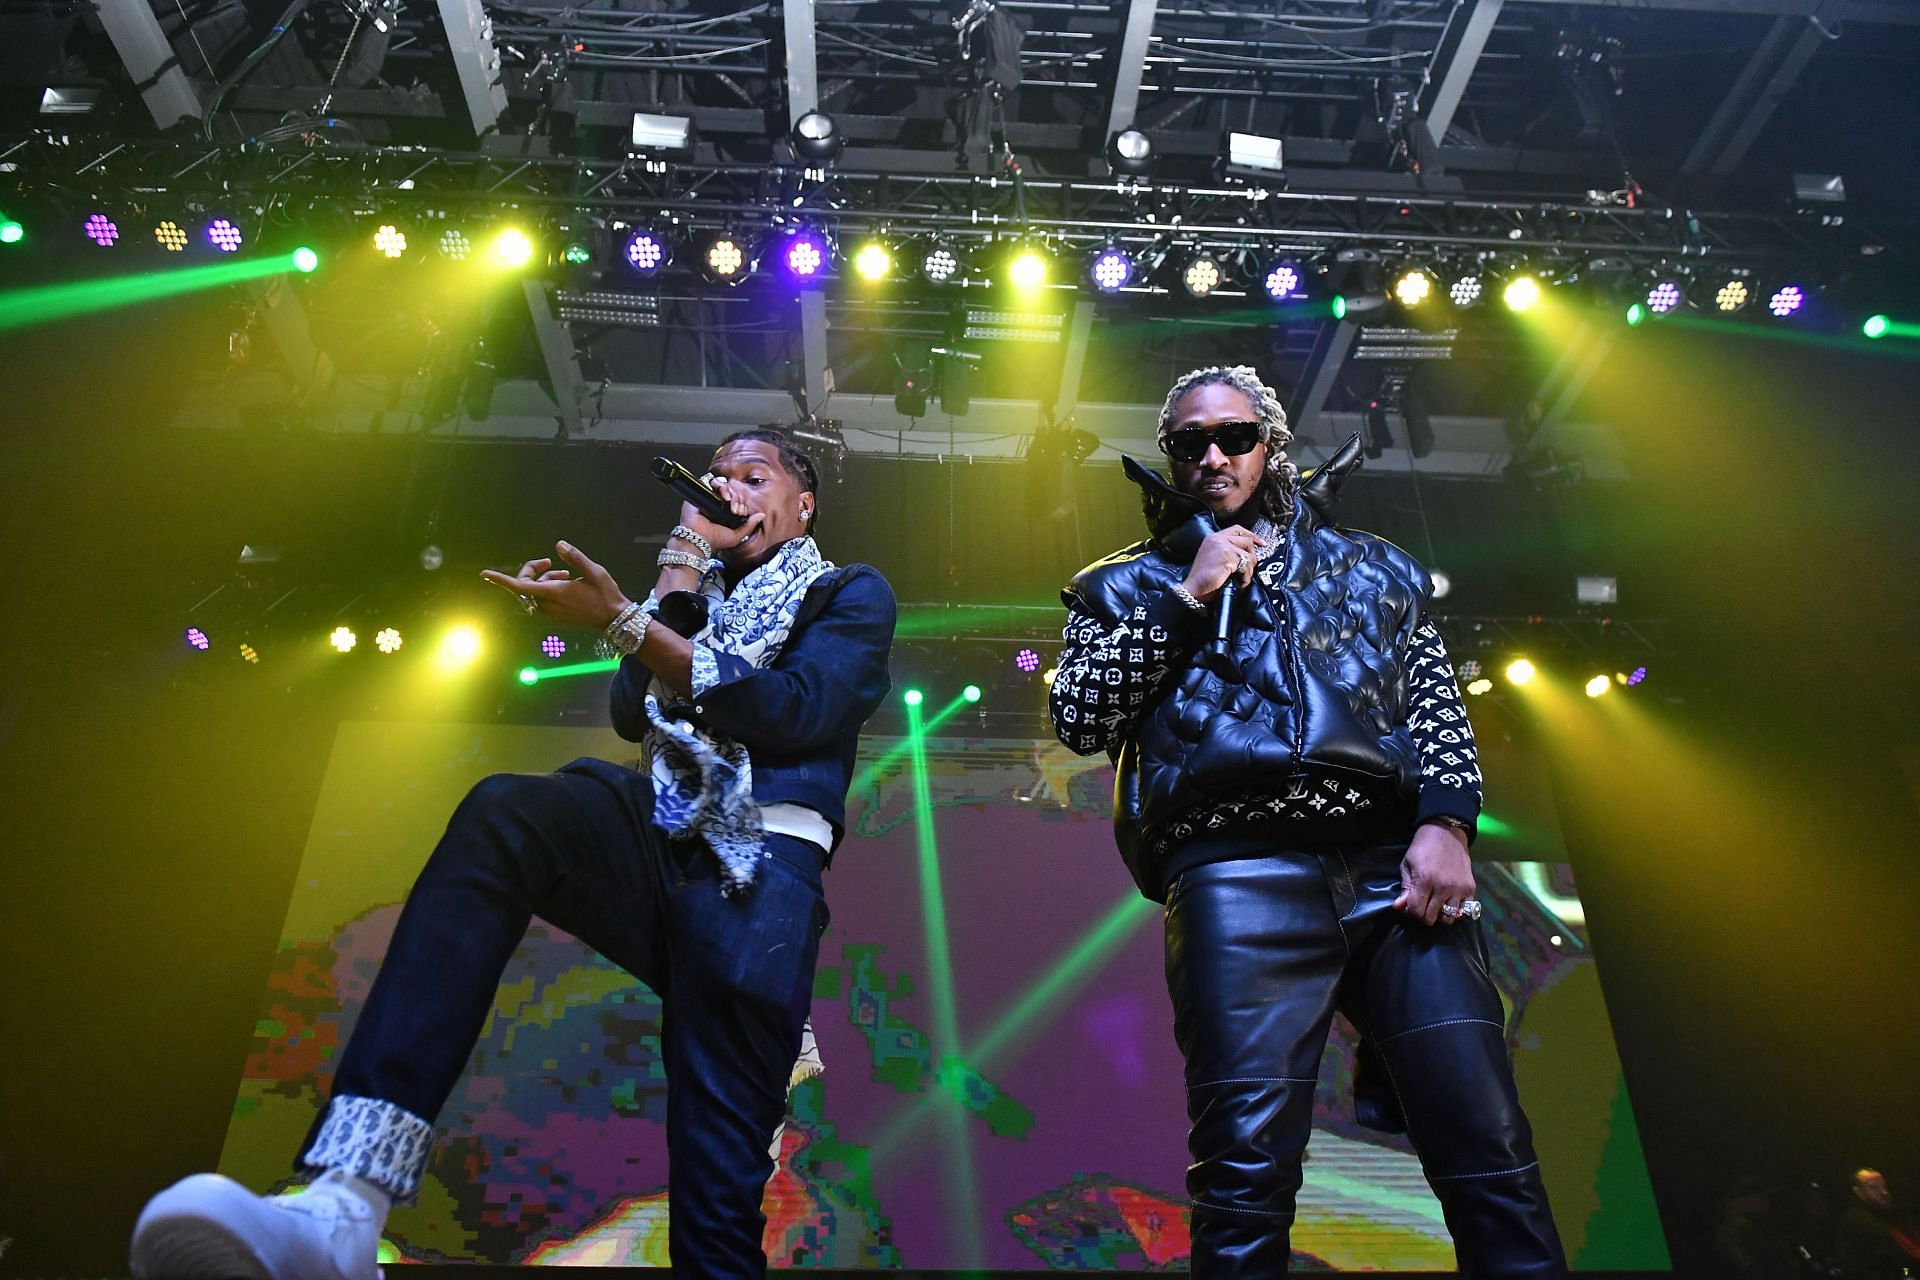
[{"left": 129, "top": 1170, "right": 383, "bottom": 1280}]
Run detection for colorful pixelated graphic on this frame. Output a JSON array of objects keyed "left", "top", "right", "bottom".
[{"left": 217, "top": 720, "right": 1668, "bottom": 1268}]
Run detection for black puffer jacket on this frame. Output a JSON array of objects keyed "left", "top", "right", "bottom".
[{"left": 1060, "top": 437, "right": 1439, "bottom": 896}]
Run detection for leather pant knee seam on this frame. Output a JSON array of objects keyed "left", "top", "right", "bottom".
[
  {"left": 1187, "top": 1075, "right": 1318, "bottom": 1088},
  {"left": 1376, "top": 1016, "right": 1505, "bottom": 1045},
  {"left": 1191, "top": 1198, "right": 1297, "bottom": 1221},
  {"left": 1428, "top": 1160, "right": 1541, "bottom": 1182}
]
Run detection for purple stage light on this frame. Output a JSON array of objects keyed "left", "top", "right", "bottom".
[
  {"left": 84, "top": 214, "right": 119, "bottom": 246},
  {"left": 1090, "top": 247, "right": 1133, "bottom": 293},
  {"left": 1646, "top": 280, "right": 1682, "bottom": 314},
  {"left": 1769, "top": 285, "right": 1805, "bottom": 317},
  {"left": 207, "top": 219, "right": 243, "bottom": 252},
  {"left": 1015, "top": 647, "right": 1041, "bottom": 673},
  {"left": 186, "top": 627, "right": 210, "bottom": 650},
  {"left": 624, "top": 230, "right": 666, "bottom": 275},
  {"left": 1264, "top": 261, "right": 1303, "bottom": 301},
  {"left": 541, "top": 635, "right": 567, "bottom": 659},
  {"left": 782, "top": 231, "right": 827, "bottom": 279},
  {"left": 1627, "top": 666, "right": 1648, "bottom": 686}
]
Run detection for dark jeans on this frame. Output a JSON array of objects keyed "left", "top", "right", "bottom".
[
  {"left": 302, "top": 757, "right": 826, "bottom": 1279},
  {"left": 1165, "top": 838, "right": 1569, "bottom": 1279}
]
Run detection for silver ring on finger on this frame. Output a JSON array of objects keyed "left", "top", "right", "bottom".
[
  {"left": 1235, "top": 552, "right": 1251, "bottom": 574},
  {"left": 518, "top": 594, "right": 540, "bottom": 616},
  {"left": 1440, "top": 902, "right": 1461, "bottom": 919},
  {"left": 1458, "top": 898, "right": 1483, "bottom": 920}
]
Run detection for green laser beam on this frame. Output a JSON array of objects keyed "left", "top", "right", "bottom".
[
  {"left": 517, "top": 657, "right": 619, "bottom": 683},
  {"left": 867, "top": 882, "right": 1158, "bottom": 1167},
  {"left": 965, "top": 887, "right": 1157, "bottom": 1071},
  {"left": 1633, "top": 309, "right": 1920, "bottom": 357},
  {"left": 849, "top": 694, "right": 974, "bottom": 792},
  {"left": 905, "top": 701, "right": 984, "bottom": 1269},
  {"left": 1863, "top": 314, "right": 1920, "bottom": 340},
  {"left": 0, "top": 253, "right": 312, "bottom": 331}
]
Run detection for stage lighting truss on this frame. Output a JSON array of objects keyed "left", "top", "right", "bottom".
[
  {"left": 620, "top": 225, "right": 671, "bottom": 276},
  {"left": 1089, "top": 242, "right": 1136, "bottom": 293}
]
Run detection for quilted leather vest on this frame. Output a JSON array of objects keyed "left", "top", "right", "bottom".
[{"left": 1064, "top": 438, "right": 1432, "bottom": 896}]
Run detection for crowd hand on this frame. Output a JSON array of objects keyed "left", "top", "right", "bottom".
[
  {"left": 1181, "top": 526, "right": 1273, "bottom": 603},
  {"left": 480, "top": 541, "right": 629, "bottom": 631},
  {"left": 1393, "top": 822, "right": 1476, "bottom": 926},
  {"left": 678, "top": 473, "right": 767, "bottom": 552}
]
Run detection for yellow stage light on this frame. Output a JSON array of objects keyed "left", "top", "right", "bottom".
[
  {"left": 1505, "top": 658, "right": 1537, "bottom": 686},
  {"left": 1585, "top": 674, "right": 1612, "bottom": 698},
  {"left": 329, "top": 626, "right": 358, "bottom": 653},
  {"left": 439, "top": 625, "right": 484, "bottom": 669},
  {"left": 375, "top": 627, "right": 404, "bottom": 654},
  {"left": 489, "top": 228, "right": 534, "bottom": 270},
  {"left": 853, "top": 241, "right": 893, "bottom": 281},
  {"left": 1008, "top": 247, "right": 1049, "bottom": 291},
  {"left": 1503, "top": 276, "right": 1541, "bottom": 312},
  {"left": 1393, "top": 269, "right": 1433, "bottom": 306}
]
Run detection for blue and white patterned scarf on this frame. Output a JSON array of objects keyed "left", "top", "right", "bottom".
[{"left": 641, "top": 535, "right": 836, "bottom": 893}]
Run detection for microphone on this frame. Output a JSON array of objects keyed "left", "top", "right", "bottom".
[
  {"left": 1215, "top": 578, "right": 1236, "bottom": 644},
  {"left": 651, "top": 456, "right": 746, "bottom": 529}
]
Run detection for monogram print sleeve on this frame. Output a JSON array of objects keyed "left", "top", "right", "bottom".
[
  {"left": 1049, "top": 589, "right": 1203, "bottom": 757},
  {"left": 1405, "top": 619, "right": 1483, "bottom": 797}
]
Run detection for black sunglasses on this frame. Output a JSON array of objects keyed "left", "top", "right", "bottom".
[{"left": 1163, "top": 420, "right": 1263, "bottom": 464}]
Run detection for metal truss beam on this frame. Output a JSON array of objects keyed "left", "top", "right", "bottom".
[
  {"left": 1678, "top": 16, "right": 1826, "bottom": 197},
  {"left": 783, "top": 0, "right": 831, "bottom": 412},
  {"left": 6, "top": 140, "right": 1833, "bottom": 266},
  {"left": 783, "top": 0, "right": 819, "bottom": 128},
  {"left": 1103, "top": 0, "right": 1159, "bottom": 144},
  {"left": 1416, "top": 0, "right": 1505, "bottom": 170},
  {"left": 1508, "top": 0, "right": 1916, "bottom": 18},
  {"left": 94, "top": 0, "right": 202, "bottom": 128},
  {"left": 170, "top": 375, "right": 1625, "bottom": 480},
  {"left": 435, "top": 0, "right": 507, "bottom": 137}
]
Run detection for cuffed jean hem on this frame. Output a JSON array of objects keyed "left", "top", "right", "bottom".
[{"left": 299, "top": 1094, "right": 435, "bottom": 1204}]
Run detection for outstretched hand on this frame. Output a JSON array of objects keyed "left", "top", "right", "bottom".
[{"left": 480, "top": 540, "right": 630, "bottom": 631}]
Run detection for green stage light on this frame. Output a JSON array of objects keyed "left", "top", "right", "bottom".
[
  {"left": 962, "top": 684, "right": 982, "bottom": 703},
  {"left": 562, "top": 241, "right": 593, "bottom": 265},
  {"left": 518, "top": 666, "right": 539, "bottom": 685},
  {"left": 0, "top": 252, "right": 329, "bottom": 332},
  {"left": 1331, "top": 294, "right": 1348, "bottom": 320},
  {"left": 2, "top": 218, "right": 25, "bottom": 245},
  {"left": 903, "top": 688, "right": 925, "bottom": 707},
  {"left": 291, "top": 246, "right": 319, "bottom": 274},
  {"left": 1863, "top": 314, "right": 1890, "bottom": 339},
  {"left": 1625, "top": 302, "right": 1647, "bottom": 326}
]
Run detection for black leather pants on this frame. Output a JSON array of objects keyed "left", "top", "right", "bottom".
[{"left": 1164, "top": 839, "right": 1569, "bottom": 1278}]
